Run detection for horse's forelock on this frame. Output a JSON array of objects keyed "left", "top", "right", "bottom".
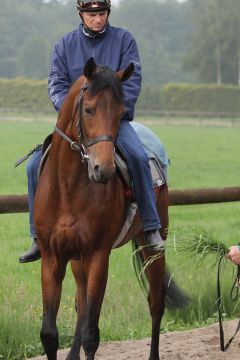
[{"left": 88, "top": 66, "right": 123, "bottom": 103}]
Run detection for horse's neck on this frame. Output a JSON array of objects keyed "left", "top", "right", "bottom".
[
  {"left": 56, "top": 75, "right": 85, "bottom": 131},
  {"left": 49, "top": 143, "right": 124, "bottom": 215},
  {"left": 50, "top": 124, "right": 87, "bottom": 193},
  {"left": 53, "top": 77, "right": 85, "bottom": 169}
]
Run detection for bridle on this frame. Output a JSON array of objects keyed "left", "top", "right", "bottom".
[{"left": 54, "top": 81, "right": 115, "bottom": 163}]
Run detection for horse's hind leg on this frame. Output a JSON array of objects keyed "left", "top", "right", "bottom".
[
  {"left": 134, "top": 182, "right": 168, "bottom": 360},
  {"left": 141, "top": 243, "right": 166, "bottom": 360},
  {"left": 40, "top": 254, "right": 66, "bottom": 360},
  {"left": 143, "top": 184, "right": 168, "bottom": 360}
]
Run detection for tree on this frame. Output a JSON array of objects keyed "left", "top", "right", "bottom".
[
  {"left": 111, "top": 0, "right": 194, "bottom": 85},
  {"left": 185, "top": 0, "right": 240, "bottom": 85},
  {"left": 0, "top": 0, "right": 194, "bottom": 85},
  {"left": 17, "top": 35, "right": 49, "bottom": 79}
]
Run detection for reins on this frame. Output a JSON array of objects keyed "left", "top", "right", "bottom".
[
  {"left": 55, "top": 80, "right": 114, "bottom": 162},
  {"left": 54, "top": 125, "right": 89, "bottom": 162},
  {"left": 217, "top": 256, "right": 240, "bottom": 351},
  {"left": 14, "top": 144, "right": 42, "bottom": 167}
]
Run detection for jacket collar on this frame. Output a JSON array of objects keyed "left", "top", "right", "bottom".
[{"left": 81, "top": 22, "right": 109, "bottom": 39}]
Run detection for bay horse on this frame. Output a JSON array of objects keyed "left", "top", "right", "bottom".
[{"left": 35, "top": 58, "right": 187, "bottom": 360}]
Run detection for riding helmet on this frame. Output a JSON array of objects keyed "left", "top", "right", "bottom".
[{"left": 77, "top": 0, "right": 111, "bottom": 13}]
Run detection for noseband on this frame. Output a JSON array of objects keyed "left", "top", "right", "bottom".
[{"left": 54, "top": 82, "right": 115, "bottom": 162}]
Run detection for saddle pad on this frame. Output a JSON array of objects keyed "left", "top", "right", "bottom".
[
  {"left": 115, "top": 121, "right": 168, "bottom": 189},
  {"left": 130, "top": 121, "right": 169, "bottom": 179}
]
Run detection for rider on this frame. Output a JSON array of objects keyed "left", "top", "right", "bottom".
[{"left": 19, "top": 0, "right": 165, "bottom": 263}]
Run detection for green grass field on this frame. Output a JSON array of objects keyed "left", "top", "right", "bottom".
[{"left": 0, "top": 118, "right": 240, "bottom": 359}]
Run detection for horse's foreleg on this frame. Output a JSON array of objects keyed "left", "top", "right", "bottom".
[
  {"left": 142, "top": 246, "right": 166, "bottom": 360},
  {"left": 66, "top": 260, "right": 87, "bottom": 360},
  {"left": 81, "top": 251, "right": 110, "bottom": 360},
  {"left": 40, "top": 255, "right": 66, "bottom": 360}
]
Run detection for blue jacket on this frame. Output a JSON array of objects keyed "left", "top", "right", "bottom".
[{"left": 48, "top": 23, "right": 142, "bottom": 120}]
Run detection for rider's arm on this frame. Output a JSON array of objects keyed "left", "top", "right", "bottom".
[
  {"left": 120, "top": 32, "right": 142, "bottom": 121},
  {"left": 48, "top": 40, "right": 71, "bottom": 113}
]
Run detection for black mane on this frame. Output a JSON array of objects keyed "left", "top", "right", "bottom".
[{"left": 88, "top": 66, "right": 123, "bottom": 103}]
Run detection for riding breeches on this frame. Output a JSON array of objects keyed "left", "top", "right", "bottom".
[
  {"left": 26, "top": 148, "right": 42, "bottom": 238},
  {"left": 26, "top": 120, "right": 161, "bottom": 238}
]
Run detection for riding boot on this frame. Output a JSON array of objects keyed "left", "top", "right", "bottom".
[
  {"left": 19, "top": 238, "right": 41, "bottom": 263},
  {"left": 144, "top": 230, "right": 165, "bottom": 252}
]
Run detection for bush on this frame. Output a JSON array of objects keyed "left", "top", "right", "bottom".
[
  {"left": 161, "top": 83, "right": 240, "bottom": 113},
  {"left": 137, "top": 85, "right": 163, "bottom": 110},
  {"left": 2, "top": 78, "right": 240, "bottom": 114},
  {"left": 0, "top": 77, "right": 53, "bottom": 113}
]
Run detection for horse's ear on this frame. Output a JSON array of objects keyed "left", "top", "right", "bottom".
[
  {"left": 117, "top": 63, "right": 134, "bottom": 82},
  {"left": 84, "top": 57, "right": 97, "bottom": 80}
]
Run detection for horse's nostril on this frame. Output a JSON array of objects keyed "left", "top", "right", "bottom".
[
  {"left": 94, "top": 165, "right": 100, "bottom": 175},
  {"left": 92, "top": 164, "right": 115, "bottom": 184}
]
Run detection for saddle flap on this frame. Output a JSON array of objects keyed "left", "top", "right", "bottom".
[
  {"left": 114, "top": 149, "right": 166, "bottom": 190},
  {"left": 37, "top": 133, "right": 53, "bottom": 180}
]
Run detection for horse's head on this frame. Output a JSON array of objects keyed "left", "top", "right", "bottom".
[{"left": 75, "top": 57, "right": 134, "bottom": 184}]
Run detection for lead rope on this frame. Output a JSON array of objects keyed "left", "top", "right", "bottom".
[{"left": 217, "top": 256, "right": 240, "bottom": 351}]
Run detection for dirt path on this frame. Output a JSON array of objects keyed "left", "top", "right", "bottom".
[{"left": 30, "top": 319, "right": 240, "bottom": 359}]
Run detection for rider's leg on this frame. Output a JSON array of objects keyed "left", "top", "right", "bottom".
[
  {"left": 116, "top": 121, "right": 165, "bottom": 251},
  {"left": 19, "top": 148, "right": 42, "bottom": 263}
]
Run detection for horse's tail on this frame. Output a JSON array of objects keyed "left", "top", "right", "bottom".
[
  {"left": 164, "top": 270, "right": 190, "bottom": 309},
  {"left": 132, "top": 240, "right": 190, "bottom": 309}
]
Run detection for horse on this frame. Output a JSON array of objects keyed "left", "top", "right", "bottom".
[{"left": 34, "top": 57, "right": 187, "bottom": 360}]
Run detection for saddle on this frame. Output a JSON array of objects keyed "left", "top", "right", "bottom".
[{"left": 115, "top": 149, "right": 165, "bottom": 195}]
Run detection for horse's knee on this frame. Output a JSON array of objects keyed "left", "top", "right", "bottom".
[{"left": 40, "top": 327, "right": 59, "bottom": 355}]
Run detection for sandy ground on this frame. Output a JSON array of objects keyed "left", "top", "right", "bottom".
[{"left": 30, "top": 319, "right": 240, "bottom": 360}]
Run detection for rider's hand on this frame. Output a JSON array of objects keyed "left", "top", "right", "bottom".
[{"left": 226, "top": 245, "right": 240, "bottom": 265}]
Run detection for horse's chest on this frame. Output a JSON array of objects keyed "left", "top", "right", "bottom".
[{"left": 50, "top": 213, "right": 99, "bottom": 252}]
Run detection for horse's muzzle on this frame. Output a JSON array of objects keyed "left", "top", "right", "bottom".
[{"left": 88, "top": 161, "right": 116, "bottom": 184}]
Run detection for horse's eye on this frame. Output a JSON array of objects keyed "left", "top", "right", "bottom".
[{"left": 84, "top": 107, "right": 93, "bottom": 115}]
